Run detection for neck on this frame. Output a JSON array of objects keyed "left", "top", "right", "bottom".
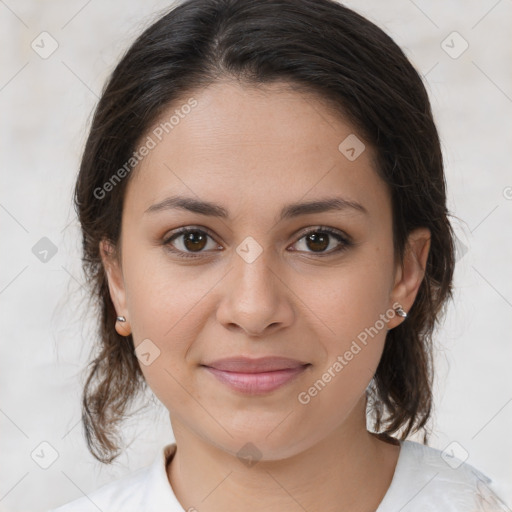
[{"left": 166, "top": 397, "right": 400, "bottom": 512}]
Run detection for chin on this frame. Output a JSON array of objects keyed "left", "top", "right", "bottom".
[{"left": 204, "top": 421, "right": 320, "bottom": 464}]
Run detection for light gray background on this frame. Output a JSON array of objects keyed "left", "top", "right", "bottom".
[{"left": 1, "top": 1, "right": 511, "bottom": 510}]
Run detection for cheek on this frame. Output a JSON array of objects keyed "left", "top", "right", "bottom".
[
  {"left": 296, "top": 272, "right": 391, "bottom": 430},
  {"left": 305, "top": 284, "right": 389, "bottom": 402},
  {"left": 299, "top": 242, "right": 393, "bottom": 393},
  {"left": 124, "top": 245, "right": 210, "bottom": 339},
  {"left": 302, "top": 248, "right": 394, "bottom": 343},
  {"left": 122, "top": 254, "right": 237, "bottom": 409}
]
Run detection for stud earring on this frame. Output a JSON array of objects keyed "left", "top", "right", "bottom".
[
  {"left": 115, "top": 315, "right": 131, "bottom": 336},
  {"left": 395, "top": 306, "right": 407, "bottom": 318}
]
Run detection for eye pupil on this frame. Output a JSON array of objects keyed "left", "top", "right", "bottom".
[
  {"left": 167, "top": 228, "right": 345, "bottom": 258},
  {"left": 306, "top": 232, "right": 329, "bottom": 252},
  {"left": 184, "top": 231, "right": 207, "bottom": 251}
]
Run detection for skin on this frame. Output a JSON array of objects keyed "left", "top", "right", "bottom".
[{"left": 101, "top": 80, "right": 430, "bottom": 512}]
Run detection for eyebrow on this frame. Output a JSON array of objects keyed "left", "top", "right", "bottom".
[{"left": 144, "top": 195, "right": 368, "bottom": 222}]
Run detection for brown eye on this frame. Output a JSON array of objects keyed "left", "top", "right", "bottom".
[
  {"left": 163, "top": 227, "right": 220, "bottom": 258},
  {"left": 181, "top": 230, "right": 207, "bottom": 252},
  {"left": 305, "top": 232, "right": 330, "bottom": 252},
  {"left": 291, "top": 227, "right": 351, "bottom": 255}
]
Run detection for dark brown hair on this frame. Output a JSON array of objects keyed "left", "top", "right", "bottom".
[{"left": 75, "top": 0, "right": 455, "bottom": 463}]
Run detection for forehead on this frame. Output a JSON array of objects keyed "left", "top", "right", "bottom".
[{"left": 124, "top": 80, "right": 388, "bottom": 223}]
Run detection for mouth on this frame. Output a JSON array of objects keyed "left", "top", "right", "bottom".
[{"left": 200, "top": 357, "right": 311, "bottom": 395}]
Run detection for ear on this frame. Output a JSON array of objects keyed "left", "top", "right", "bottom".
[
  {"left": 99, "top": 239, "right": 130, "bottom": 336},
  {"left": 387, "top": 227, "right": 431, "bottom": 329}
]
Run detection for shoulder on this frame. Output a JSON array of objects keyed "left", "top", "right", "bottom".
[
  {"left": 47, "top": 444, "right": 178, "bottom": 512},
  {"left": 378, "top": 440, "right": 509, "bottom": 512},
  {"left": 47, "top": 464, "right": 151, "bottom": 512}
]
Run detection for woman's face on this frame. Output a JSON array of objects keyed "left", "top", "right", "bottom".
[{"left": 102, "top": 80, "right": 429, "bottom": 460}]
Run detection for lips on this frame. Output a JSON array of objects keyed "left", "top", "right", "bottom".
[
  {"left": 202, "top": 356, "right": 309, "bottom": 373},
  {"left": 201, "top": 357, "right": 311, "bottom": 394}
]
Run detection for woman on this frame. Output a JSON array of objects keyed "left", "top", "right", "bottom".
[{"left": 49, "top": 0, "right": 507, "bottom": 510}]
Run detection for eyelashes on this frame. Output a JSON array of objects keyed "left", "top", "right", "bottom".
[
  {"left": 162, "top": 225, "right": 353, "bottom": 260},
  {"left": 163, "top": 227, "right": 221, "bottom": 258}
]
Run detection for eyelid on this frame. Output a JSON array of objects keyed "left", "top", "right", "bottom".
[
  {"left": 162, "top": 225, "right": 352, "bottom": 258},
  {"left": 163, "top": 225, "right": 220, "bottom": 243},
  {"left": 162, "top": 225, "right": 223, "bottom": 255},
  {"left": 288, "top": 226, "right": 352, "bottom": 256},
  {"left": 293, "top": 225, "right": 352, "bottom": 244}
]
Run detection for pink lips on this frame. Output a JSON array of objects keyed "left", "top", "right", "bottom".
[{"left": 201, "top": 357, "right": 310, "bottom": 395}]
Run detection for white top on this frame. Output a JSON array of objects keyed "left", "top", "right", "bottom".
[{"left": 48, "top": 440, "right": 508, "bottom": 511}]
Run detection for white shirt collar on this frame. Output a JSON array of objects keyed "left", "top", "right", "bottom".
[
  {"left": 141, "top": 443, "right": 184, "bottom": 511},
  {"left": 62, "top": 439, "right": 500, "bottom": 511}
]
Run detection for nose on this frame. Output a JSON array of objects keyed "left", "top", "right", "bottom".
[{"left": 216, "top": 247, "right": 295, "bottom": 337}]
